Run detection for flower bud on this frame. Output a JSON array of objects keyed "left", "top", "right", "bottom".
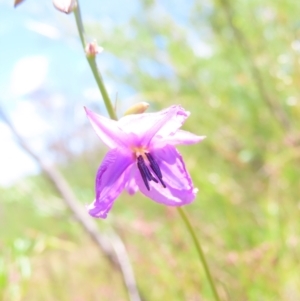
[
  {"left": 14, "top": 0, "right": 26, "bottom": 7},
  {"left": 85, "top": 41, "right": 103, "bottom": 58},
  {"left": 53, "top": 0, "right": 77, "bottom": 14},
  {"left": 123, "top": 102, "right": 150, "bottom": 116}
]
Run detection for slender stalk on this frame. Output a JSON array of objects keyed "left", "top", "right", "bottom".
[
  {"left": 73, "top": 3, "right": 218, "bottom": 301},
  {"left": 177, "top": 207, "right": 221, "bottom": 301},
  {"left": 86, "top": 56, "right": 117, "bottom": 120},
  {"left": 73, "top": 2, "right": 117, "bottom": 120},
  {"left": 71, "top": 3, "right": 142, "bottom": 300}
]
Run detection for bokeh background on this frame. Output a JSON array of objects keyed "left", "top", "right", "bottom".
[{"left": 0, "top": 0, "right": 300, "bottom": 300}]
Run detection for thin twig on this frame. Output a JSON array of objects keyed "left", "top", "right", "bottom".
[
  {"left": 177, "top": 207, "right": 221, "bottom": 301},
  {"left": 109, "top": 232, "right": 143, "bottom": 301},
  {"left": 218, "top": 0, "right": 291, "bottom": 132},
  {"left": 0, "top": 106, "right": 143, "bottom": 301},
  {"left": 73, "top": 3, "right": 118, "bottom": 120}
]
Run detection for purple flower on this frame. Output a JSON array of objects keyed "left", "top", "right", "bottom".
[{"left": 85, "top": 105, "right": 205, "bottom": 218}]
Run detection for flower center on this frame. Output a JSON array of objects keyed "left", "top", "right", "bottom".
[{"left": 136, "top": 152, "right": 166, "bottom": 191}]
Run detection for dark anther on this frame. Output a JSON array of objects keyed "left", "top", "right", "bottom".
[
  {"left": 145, "top": 152, "right": 162, "bottom": 178},
  {"left": 144, "top": 167, "right": 159, "bottom": 183},
  {"left": 137, "top": 155, "right": 150, "bottom": 190},
  {"left": 137, "top": 155, "right": 159, "bottom": 190},
  {"left": 145, "top": 152, "right": 166, "bottom": 188}
]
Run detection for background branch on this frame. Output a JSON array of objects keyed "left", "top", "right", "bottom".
[
  {"left": 0, "top": 105, "right": 143, "bottom": 301},
  {"left": 218, "top": 0, "right": 291, "bottom": 132}
]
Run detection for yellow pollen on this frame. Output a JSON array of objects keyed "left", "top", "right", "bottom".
[{"left": 132, "top": 146, "right": 148, "bottom": 160}]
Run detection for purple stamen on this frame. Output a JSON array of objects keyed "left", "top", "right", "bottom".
[
  {"left": 145, "top": 152, "right": 162, "bottom": 178},
  {"left": 145, "top": 152, "right": 166, "bottom": 188},
  {"left": 144, "top": 166, "right": 159, "bottom": 183},
  {"left": 137, "top": 155, "right": 160, "bottom": 191},
  {"left": 137, "top": 155, "right": 150, "bottom": 190}
]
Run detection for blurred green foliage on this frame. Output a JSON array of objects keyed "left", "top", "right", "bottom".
[{"left": 1, "top": 0, "right": 300, "bottom": 300}]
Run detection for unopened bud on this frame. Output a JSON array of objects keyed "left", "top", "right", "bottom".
[
  {"left": 53, "top": 0, "right": 77, "bottom": 14},
  {"left": 14, "top": 0, "right": 26, "bottom": 7},
  {"left": 124, "top": 102, "right": 150, "bottom": 116},
  {"left": 85, "top": 41, "right": 103, "bottom": 57}
]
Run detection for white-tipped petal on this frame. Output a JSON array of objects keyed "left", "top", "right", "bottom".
[{"left": 53, "top": 0, "right": 77, "bottom": 14}]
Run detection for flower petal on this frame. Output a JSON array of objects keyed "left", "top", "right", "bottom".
[
  {"left": 88, "top": 148, "right": 134, "bottom": 218},
  {"left": 135, "top": 145, "right": 197, "bottom": 205},
  {"left": 118, "top": 105, "right": 189, "bottom": 143},
  {"left": 153, "top": 131, "right": 206, "bottom": 148},
  {"left": 125, "top": 174, "right": 139, "bottom": 195},
  {"left": 84, "top": 107, "right": 129, "bottom": 149},
  {"left": 125, "top": 166, "right": 139, "bottom": 195}
]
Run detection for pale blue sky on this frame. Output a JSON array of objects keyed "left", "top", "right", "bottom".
[
  {"left": 0, "top": 0, "right": 139, "bottom": 185},
  {"left": 0, "top": 0, "right": 195, "bottom": 186}
]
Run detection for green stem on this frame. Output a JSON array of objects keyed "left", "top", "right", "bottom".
[
  {"left": 177, "top": 207, "right": 221, "bottom": 301},
  {"left": 73, "top": 2, "right": 118, "bottom": 120},
  {"left": 73, "top": 2, "right": 218, "bottom": 300},
  {"left": 86, "top": 57, "right": 117, "bottom": 120}
]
